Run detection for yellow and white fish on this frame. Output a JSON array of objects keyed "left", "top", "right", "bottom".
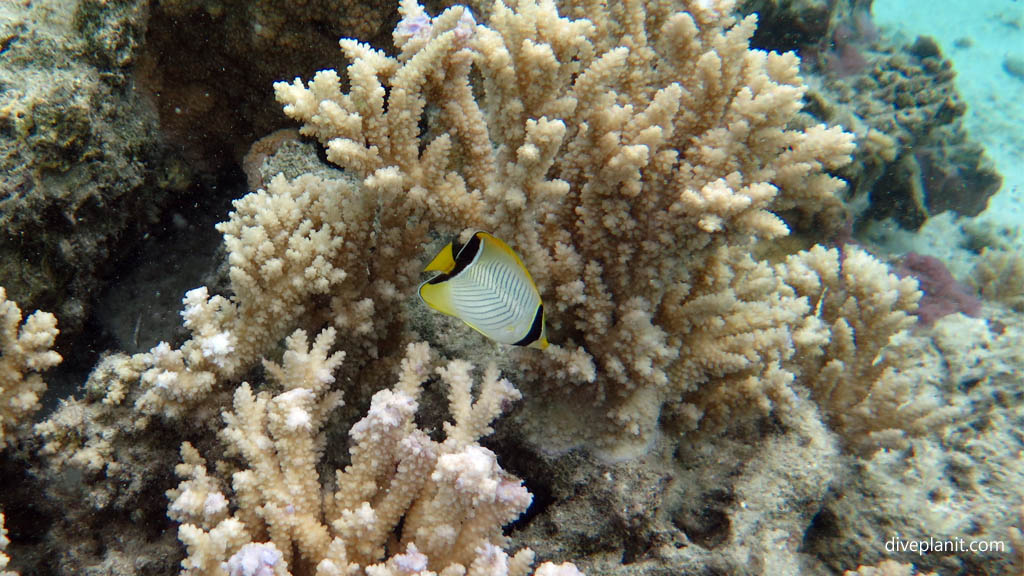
[{"left": 419, "top": 231, "right": 548, "bottom": 349}]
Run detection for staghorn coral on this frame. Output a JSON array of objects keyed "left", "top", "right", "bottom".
[
  {"left": 274, "top": 0, "right": 855, "bottom": 449},
  {"left": 646, "top": 243, "right": 949, "bottom": 456},
  {"left": 778, "top": 245, "right": 958, "bottom": 453},
  {"left": 27, "top": 142, "right": 470, "bottom": 571},
  {"left": 34, "top": 351, "right": 173, "bottom": 510},
  {"left": 0, "top": 287, "right": 61, "bottom": 449},
  {"left": 663, "top": 246, "right": 811, "bottom": 434},
  {"left": 131, "top": 170, "right": 385, "bottom": 420},
  {"left": 168, "top": 333, "right": 581, "bottom": 575}
]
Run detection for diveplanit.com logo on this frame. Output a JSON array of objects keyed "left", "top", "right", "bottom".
[{"left": 886, "top": 535, "right": 1007, "bottom": 555}]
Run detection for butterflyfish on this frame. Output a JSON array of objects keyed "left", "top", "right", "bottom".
[{"left": 419, "top": 231, "right": 549, "bottom": 349}]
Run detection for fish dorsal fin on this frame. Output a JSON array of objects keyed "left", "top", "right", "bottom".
[{"left": 476, "top": 232, "right": 537, "bottom": 285}]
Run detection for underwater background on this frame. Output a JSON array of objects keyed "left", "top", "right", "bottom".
[{"left": 0, "top": 0, "right": 1022, "bottom": 575}]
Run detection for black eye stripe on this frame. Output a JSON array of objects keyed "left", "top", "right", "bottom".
[
  {"left": 449, "top": 233, "right": 482, "bottom": 276},
  {"left": 450, "top": 233, "right": 465, "bottom": 258},
  {"left": 426, "top": 233, "right": 482, "bottom": 284}
]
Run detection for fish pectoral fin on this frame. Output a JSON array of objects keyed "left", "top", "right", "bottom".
[{"left": 478, "top": 231, "right": 532, "bottom": 274}]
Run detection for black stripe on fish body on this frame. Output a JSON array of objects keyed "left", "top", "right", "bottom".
[
  {"left": 427, "top": 233, "right": 482, "bottom": 285},
  {"left": 513, "top": 304, "right": 544, "bottom": 347}
]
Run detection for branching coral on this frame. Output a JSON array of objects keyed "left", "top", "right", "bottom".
[
  {"left": 168, "top": 334, "right": 580, "bottom": 575},
  {"left": 972, "top": 247, "right": 1024, "bottom": 312},
  {"left": 779, "top": 245, "right": 957, "bottom": 452},
  {"left": 274, "top": 0, "right": 856, "bottom": 449},
  {"left": 0, "top": 286, "right": 61, "bottom": 449},
  {"left": 664, "top": 246, "right": 814, "bottom": 435},
  {"left": 132, "top": 171, "right": 386, "bottom": 420}
]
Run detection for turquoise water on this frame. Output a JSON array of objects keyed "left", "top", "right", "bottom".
[{"left": 871, "top": 0, "right": 1024, "bottom": 270}]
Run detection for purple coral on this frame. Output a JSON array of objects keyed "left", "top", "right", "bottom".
[
  {"left": 895, "top": 252, "right": 981, "bottom": 326},
  {"left": 825, "top": 24, "right": 870, "bottom": 77},
  {"left": 223, "top": 543, "right": 283, "bottom": 576},
  {"left": 395, "top": 12, "right": 432, "bottom": 43},
  {"left": 823, "top": 3, "right": 877, "bottom": 77}
]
